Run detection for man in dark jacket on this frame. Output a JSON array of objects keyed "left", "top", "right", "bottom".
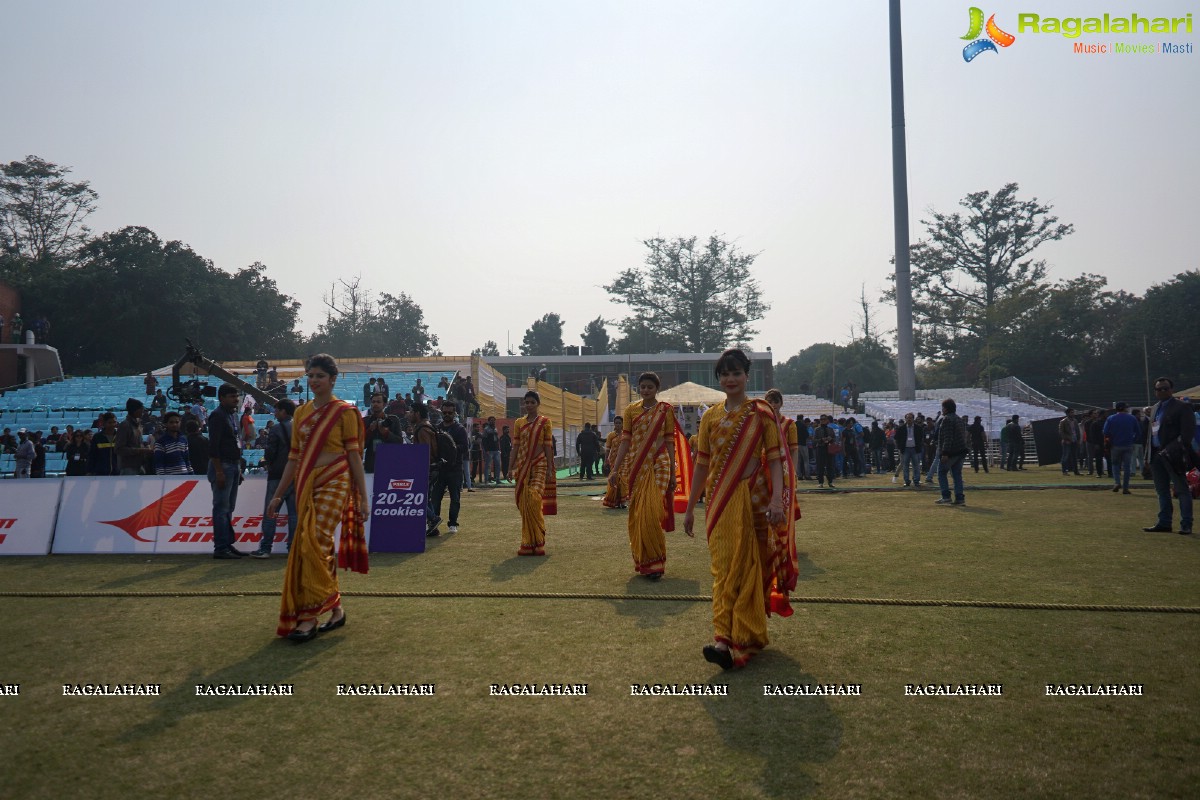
[
  {"left": 185, "top": 419, "right": 210, "bottom": 476},
  {"left": 1142, "top": 377, "right": 1196, "bottom": 535},
  {"left": 969, "top": 416, "right": 990, "bottom": 473},
  {"left": 253, "top": 399, "right": 297, "bottom": 558},
  {"left": 935, "top": 399, "right": 970, "bottom": 505},
  {"left": 362, "top": 393, "right": 402, "bottom": 474},
  {"left": 894, "top": 413, "right": 925, "bottom": 487},
  {"left": 576, "top": 423, "right": 601, "bottom": 480},
  {"left": 89, "top": 413, "right": 120, "bottom": 476},
  {"left": 1005, "top": 415, "right": 1025, "bottom": 472},
  {"left": 432, "top": 403, "right": 469, "bottom": 534}
]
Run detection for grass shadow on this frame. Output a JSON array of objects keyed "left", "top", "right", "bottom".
[
  {"left": 489, "top": 555, "right": 547, "bottom": 582},
  {"left": 796, "top": 551, "right": 825, "bottom": 582},
  {"left": 118, "top": 636, "right": 333, "bottom": 742},
  {"left": 957, "top": 506, "right": 1003, "bottom": 516},
  {"left": 608, "top": 575, "right": 703, "bottom": 629},
  {"left": 702, "top": 650, "right": 843, "bottom": 799}
]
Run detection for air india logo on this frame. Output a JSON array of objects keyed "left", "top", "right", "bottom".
[
  {"left": 962, "top": 7, "right": 1016, "bottom": 61},
  {"left": 99, "top": 481, "right": 199, "bottom": 542}
]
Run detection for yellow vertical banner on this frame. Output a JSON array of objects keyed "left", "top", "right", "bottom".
[
  {"left": 616, "top": 374, "right": 630, "bottom": 412},
  {"left": 595, "top": 378, "right": 608, "bottom": 426}
]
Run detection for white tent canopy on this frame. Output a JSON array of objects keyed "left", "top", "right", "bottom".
[{"left": 657, "top": 381, "right": 725, "bottom": 406}]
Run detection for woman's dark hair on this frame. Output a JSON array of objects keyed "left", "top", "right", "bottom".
[
  {"left": 714, "top": 348, "right": 751, "bottom": 377},
  {"left": 637, "top": 372, "right": 660, "bottom": 388},
  {"left": 306, "top": 353, "right": 339, "bottom": 378},
  {"left": 524, "top": 390, "right": 541, "bottom": 404}
]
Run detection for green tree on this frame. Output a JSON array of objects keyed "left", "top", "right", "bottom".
[
  {"left": 1084, "top": 270, "right": 1200, "bottom": 395},
  {"left": 472, "top": 340, "right": 500, "bottom": 357},
  {"left": 605, "top": 234, "right": 768, "bottom": 353},
  {"left": 611, "top": 318, "right": 686, "bottom": 355},
  {"left": 308, "top": 277, "right": 439, "bottom": 357},
  {"left": 520, "top": 313, "right": 565, "bottom": 356},
  {"left": 0, "top": 155, "right": 98, "bottom": 268},
  {"left": 17, "top": 226, "right": 301, "bottom": 374},
  {"left": 885, "top": 183, "right": 1073, "bottom": 382},
  {"left": 580, "top": 316, "right": 611, "bottom": 355}
]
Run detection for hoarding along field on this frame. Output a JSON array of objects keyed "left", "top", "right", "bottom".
[{"left": 1, "top": 475, "right": 1197, "bottom": 800}]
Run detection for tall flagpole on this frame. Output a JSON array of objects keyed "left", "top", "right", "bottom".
[{"left": 890, "top": 0, "right": 916, "bottom": 401}]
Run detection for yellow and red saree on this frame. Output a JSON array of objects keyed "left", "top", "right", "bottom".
[
  {"left": 514, "top": 414, "right": 553, "bottom": 555},
  {"left": 623, "top": 401, "right": 677, "bottom": 575},
  {"left": 697, "top": 399, "right": 785, "bottom": 666},
  {"left": 276, "top": 400, "right": 367, "bottom": 637}
]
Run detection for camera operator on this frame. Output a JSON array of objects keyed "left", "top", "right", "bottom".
[{"left": 363, "top": 392, "right": 402, "bottom": 473}]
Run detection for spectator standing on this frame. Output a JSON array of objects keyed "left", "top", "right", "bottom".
[
  {"left": 968, "top": 416, "right": 989, "bottom": 473},
  {"left": 1087, "top": 411, "right": 1109, "bottom": 479},
  {"left": 1059, "top": 409, "right": 1081, "bottom": 475},
  {"left": 935, "top": 399, "right": 969, "bottom": 505},
  {"left": 895, "top": 413, "right": 925, "bottom": 487},
  {"left": 362, "top": 376, "right": 376, "bottom": 407},
  {"left": 1142, "top": 378, "right": 1195, "bottom": 535},
  {"left": 29, "top": 432, "right": 46, "bottom": 478},
  {"left": 812, "top": 414, "right": 837, "bottom": 489},
  {"left": 408, "top": 403, "right": 442, "bottom": 535},
  {"left": 362, "top": 393, "right": 402, "bottom": 473},
  {"left": 0, "top": 427, "right": 14, "bottom": 454},
  {"left": 208, "top": 384, "right": 246, "bottom": 559},
  {"left": 575, "top": 422, "right": 601, "bottom": 480},
  {"left": 252, "top": 399, "right": 297, "bottom": 558},
  {"left": 152, "top": 412, "right": 193, "bottom": 475},
  {"left": 88, "top": 413, "right": 120, "bottom": 475},
  {"left": 13, "top": 430, "right": 35, "bottom": 478},
  {"left": 468, "top": 422, "right": 483, "bottom": 489},
  {"left": 482, "top": 416, "right": 502, "bottom": 484},
  {"left": 412, "top": 378, "right": 426, "bottom": 406},
  {"left": 185, "top": 419, "right": 209, "bottom": 476},
  {"left": 115, "top": 399, "right": 153, "bottom": 475},
  {"left": 500, "top": 425, "right": 513, "bottom": 481},
  {"left": 1004, "top": 416, "right": 1024, "bottom": 472},
  {"left": 1132, "top": 408, "right": 1148, "bottom": 472},
  {"left": 9, "top": 312, "right": 22, "bottom": 343},
  {"left": 435, "top": 405, "right": 469, "bottom": 533},
  {"left": 144, "top": 370, "right": 158, "bottom": 396},
  {"left": 65, "top": 429, "right": 89, "bottom": 476},
  {"left": 240, "top": 406, "right": 257, "bottom": 449},
  {"left": 1103, "top": 402, "right": 1140, "bottom": 494}
]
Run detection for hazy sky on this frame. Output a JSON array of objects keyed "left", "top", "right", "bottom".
[{"left": 4, "top": 1, "right": 1196, "bottom": 358}]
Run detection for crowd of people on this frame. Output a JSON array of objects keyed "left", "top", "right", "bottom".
[{"left": 0, "top": 311, "right": 52, "bottom": 344}]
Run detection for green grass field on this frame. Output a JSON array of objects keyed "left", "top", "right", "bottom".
[{"left": 2, "top": 465, "right": 1198, "bottom": 800}]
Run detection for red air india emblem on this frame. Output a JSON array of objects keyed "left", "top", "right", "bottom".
[{"left": 99, "top": 481, "right": 199, "bottom": 542}]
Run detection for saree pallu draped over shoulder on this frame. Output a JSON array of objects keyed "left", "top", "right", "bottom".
[
  {"left": 696, "top": 399, "right": 789, "bottom": 667},
  {"left": 514, "top": 414, "right": 554, "bottom": 555},
  {"left": 277, "top": 399, "right": 367, "bottom": 637},
  {"left": 623, "top": 401, "right": 680, "bottom": 575}
]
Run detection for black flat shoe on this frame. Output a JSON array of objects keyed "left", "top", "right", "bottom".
[
  {"left": 287, "top": 625, "right": 318, "bottom": 643},
  {"left": 1142, "top": 525, "right": 1173, "bottom": 533},
  {"left": 318, "top": 610, "right": 347, "bottom": 633},
  {"left": 702, "top": 644, "right": 733, "bottom": 670}
]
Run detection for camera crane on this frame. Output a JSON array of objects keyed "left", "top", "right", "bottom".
[{"left": 169, "top": 339, "right": 278, "bottom": 408}]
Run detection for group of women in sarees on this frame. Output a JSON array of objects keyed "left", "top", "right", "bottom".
[
  {"left": 269, "top": 349, "right": 799, "bottom": 671},
  {"left": 518, "top": 350, "right": 801, "bottom": 670}
]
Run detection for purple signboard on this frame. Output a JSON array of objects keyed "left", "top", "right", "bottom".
[{"left": 368, "top": 444, "right": 429, "bottom": 553}]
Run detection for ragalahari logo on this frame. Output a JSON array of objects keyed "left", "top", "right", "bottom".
[
  {"left": 100, "top": 481, "right": 199, "bottom": 542},
  {"left": 962, "top": 7, "right": 1016, "bottom": 61}
]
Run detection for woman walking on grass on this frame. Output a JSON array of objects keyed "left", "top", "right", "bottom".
[
  {"left": 513, "top": 391, "right": 555, "bottom": 556},
  {"left": 607, "top": 373, "right": 679, "bottom": 579},
  {"left": 267, "top": 354, "right": 369, "bottom": 643},
  {"left": 685, "top": 349, "right": 795, "bottom": 670}
]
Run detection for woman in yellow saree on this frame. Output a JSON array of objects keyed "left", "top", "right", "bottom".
[
  {"left": 684, "top": 350, "right": 794, "bottom": 669},
  {"left": 600, "top": 415, "right": 627, "bottom": 509},
  {"left": 268, "top": 354, "right": 369, "bottom": 642},
  {"left": 608, "top": 373, "right": 677, "bottom": 579},
  {"left": 513, "top": 390, "right": 555, "bottom": 556}
]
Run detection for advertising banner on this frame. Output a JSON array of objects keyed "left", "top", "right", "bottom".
[
  {"left": 52, "top": 476, "right": 307, "bottom": 554},
  {"left": 368, "top": 444, "right": 429, "bottom": 553},
  {"left": 0, "top": 481, "right": 63, "bottom": 555}
]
